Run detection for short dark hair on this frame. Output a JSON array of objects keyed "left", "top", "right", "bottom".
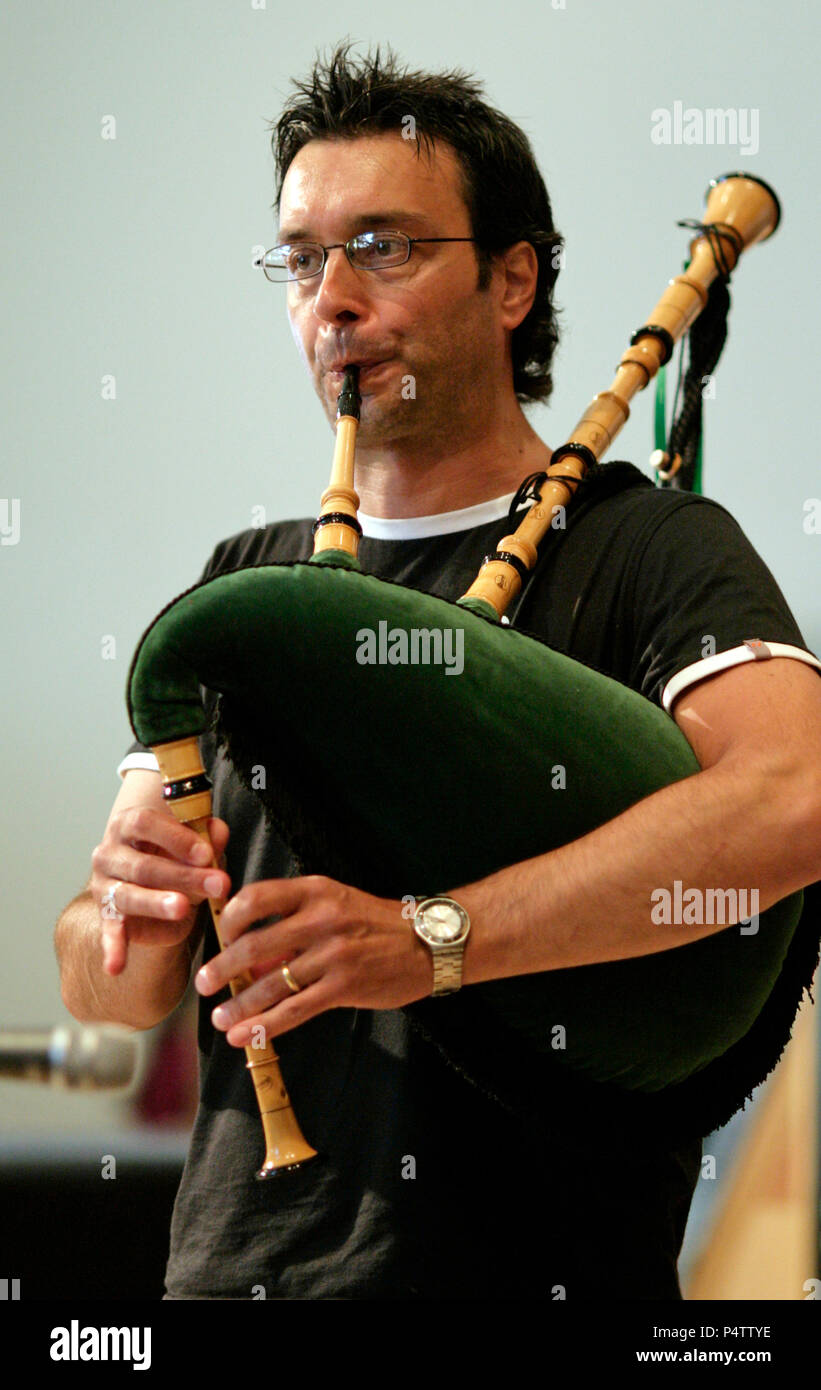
[{"left": 268, "top": 42, "right": 564, "bottom": 405}]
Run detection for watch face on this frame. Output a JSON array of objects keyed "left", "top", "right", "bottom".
[{"left": 420, "top": 899, "right": 467, "bottom": 943}]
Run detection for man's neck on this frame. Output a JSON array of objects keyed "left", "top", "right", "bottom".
[{"left": 352, "top": 403, "right": 552, "bottom": 519}]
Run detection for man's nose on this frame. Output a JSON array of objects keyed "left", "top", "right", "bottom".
[{"left": 311, "top": 246, "right": 368, "bottom": 323}]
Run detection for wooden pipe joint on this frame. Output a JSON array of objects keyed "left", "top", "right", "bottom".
[
  {"left": 494, "top": 534, "right": 538, "bottom": 569},
  {"left": 318, "top": 484, "right": 360, "bottom": 514},
  {"left": 618, "top": 345, "right": 657, "bottom": 383}
]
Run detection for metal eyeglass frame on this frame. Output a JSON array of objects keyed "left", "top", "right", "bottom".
[{"left": 255, "top": 229, "right": 478, "bottom": 282}]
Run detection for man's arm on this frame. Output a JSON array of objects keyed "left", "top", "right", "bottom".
[
  {"left": 54, "top": 769, "right": 230, "bottom": 1030},
  {"left": 193, "top": 657, "right": 821, "bottom": 1046}
]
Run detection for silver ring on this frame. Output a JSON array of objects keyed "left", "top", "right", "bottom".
[
  {"left": 101, "top": 881, "right": 125, "bottom": 923},
  {"left": 281, "top": 964, "right": 302, "bottom": 995}
]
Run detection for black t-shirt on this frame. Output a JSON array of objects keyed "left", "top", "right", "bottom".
[{"left": 120, "top": 465, "right": 819, "bottom": 1300}]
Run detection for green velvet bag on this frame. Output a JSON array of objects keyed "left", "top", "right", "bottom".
[{"left": 127, "top": 560, "right": 803, "bottom": 1095}]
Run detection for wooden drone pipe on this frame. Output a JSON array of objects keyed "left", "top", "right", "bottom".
[{"left": 459, "top": 172, "right": 781, "bottom": 619}]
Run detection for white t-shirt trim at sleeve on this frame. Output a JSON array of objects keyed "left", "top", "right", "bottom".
[
  {"left": 661, "top": 641, "right": 821, "bottom": 713},
  {"left": 117, "top": 751, "right": 161, "bottom": 779}
]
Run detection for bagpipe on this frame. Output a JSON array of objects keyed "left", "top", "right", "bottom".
[{"left": 126, "top": 172, "right": 811, "bottom": 1176}]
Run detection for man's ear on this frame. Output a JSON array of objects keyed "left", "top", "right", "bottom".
[{"left": 497, "top": 241, "right": 539, "bottom": 332}]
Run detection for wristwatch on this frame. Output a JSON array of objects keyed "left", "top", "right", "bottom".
[{"left": 412, "top": 896, "right": 471, "bottom": 996}]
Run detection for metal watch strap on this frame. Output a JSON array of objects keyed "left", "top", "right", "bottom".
[
  {"left": 413, "top": 896, "right": 470, "bottom": 996},
  {"left": 431, "top": 944, "right": 464, "bottom": 996}
]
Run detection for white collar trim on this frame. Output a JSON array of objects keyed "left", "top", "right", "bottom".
[{"left": 358, "top": 492, "right": 524, "bottom": 540}]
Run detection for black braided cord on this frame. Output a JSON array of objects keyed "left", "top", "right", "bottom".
[{"left": 660, "top": 220, "right": 736, "bottom": 492}]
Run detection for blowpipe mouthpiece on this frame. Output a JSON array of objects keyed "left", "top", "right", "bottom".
[{"left": 336, "top": 365, "right": 361, "bottom": 422}]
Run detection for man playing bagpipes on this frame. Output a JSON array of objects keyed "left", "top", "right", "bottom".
[{"left": 55, "top": 44, "right": 821, "bottom": 1299}]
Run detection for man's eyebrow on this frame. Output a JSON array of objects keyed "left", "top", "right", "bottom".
[{"left": 276, "top": 211, "right": 434, "bottom": 241}]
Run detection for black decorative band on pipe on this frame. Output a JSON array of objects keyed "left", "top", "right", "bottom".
[
  {"left": 548, "top": 441, "right": 599, "bottom": 474},
  {"left": 484, "top": 550, "right": 530, "bottom": 582},
  {"left": 163, "top": 773, "right": 212, "bottom": 802},
  {"left": 311, "top": 513, "right": 363, "bottom": 536},
  {"left": 629, "top": 325, "right": 675, "bottom": 366}
]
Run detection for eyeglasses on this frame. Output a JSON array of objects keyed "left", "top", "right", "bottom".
[{"left": 255, "top": 229, "right": 478, "bottom": 283}]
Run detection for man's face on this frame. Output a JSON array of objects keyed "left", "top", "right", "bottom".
[{"left": 277, "top": 131, "right": 508, "bottom": 448}]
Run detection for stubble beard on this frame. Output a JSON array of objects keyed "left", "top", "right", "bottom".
[
  {"left": 356, "top": 360, "right": 471, "bottom": 459},
  {"left": 318, "top": 346, "right": 484, "bottom": 463}
]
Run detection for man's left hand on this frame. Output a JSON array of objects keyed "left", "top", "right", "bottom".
[{"left": 194, "top": 875, "right": 433, "bottom": 1045}]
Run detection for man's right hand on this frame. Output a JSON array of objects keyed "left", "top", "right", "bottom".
[{"left": 90, "top": 804, "right": 231, "bottom": 976}]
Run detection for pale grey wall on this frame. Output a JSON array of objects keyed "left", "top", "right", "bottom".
[{"left": 1, "top": 0, "right": 818, "bottom": 1142}]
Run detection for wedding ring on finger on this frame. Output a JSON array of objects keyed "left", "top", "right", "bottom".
[
  {"left": 101, "top": 881, "right": 125, "bottom": 923},
  {"left": 281, "top": 964, "right": 302, "bottom": 995}
]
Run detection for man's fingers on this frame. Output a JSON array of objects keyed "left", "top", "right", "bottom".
[
  {"left": 103, "top": 880, "right": 192, "bottom": 921},
  {"left": 93, "top": 843, "right": 230, "bottom": 907},
  {"left": 195, "top": 907, "right": 320, "bottom": 992},
  {"left": 114, "top": 806, "right": 227, "bottom": 867},
  {"left": 100, "top": 913, "right": 202, "bottom": 966},
  {"left": 207, "top": 819, "right": 230, "bottom": 859},
  {"left": 218, "top": 875, "right": 334, "bottom": 942},
  {"left": 92, "top": 815, "right": 232, "bottom": 976},
  {"left": 209, "top": 955, "right": 320, "bottom": 1032},
  {"left": 132, "top": 817, "right": 229, "bottom": 865},
  {"left": 223, "top": 977, "right": 340, "bottom": 1047},
  {"left": 101, "top": 920, "right": 127, "bottom": 975}
]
